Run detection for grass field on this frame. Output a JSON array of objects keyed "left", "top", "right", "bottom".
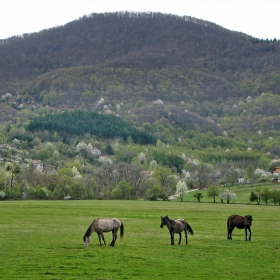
[
  {"left": 185, "top": 183, "right": 280, "bottom": 204},
  {"left": 0, "top": 200, "right": 279, "bottom": 279}
]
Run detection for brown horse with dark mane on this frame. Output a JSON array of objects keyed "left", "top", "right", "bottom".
[
  {"left": 160, "top": 216, "right": 194, "bottom": 245},
  {"left": 83, "top": 218, "right": 124, "bottom": 247},
  {"left": 227, "top": 215, "right": 252, "bottom": 241}
]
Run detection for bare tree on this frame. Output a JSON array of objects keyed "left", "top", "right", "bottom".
[
  {"left": 196, "top": 163, "right": 215, "bottom": 189},
  {"left": 95, "top": 162, "right": 145, "bottom": 198}
]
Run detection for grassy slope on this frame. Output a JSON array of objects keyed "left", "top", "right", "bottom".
[
  {"left": 184, "top": 183, "right": 280, "bottom": 204},
  {"left": 0, "top": 200, "right": 279, "bottom": 279}
]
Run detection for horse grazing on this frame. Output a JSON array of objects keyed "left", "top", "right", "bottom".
[
  {"left": 227, "top": 215, "right": 252, "bottom": 241},
  {"left": 160, "top": 216, "right": 194, "bottom": 245},
  {"left": 83, "top": 218, "right": 124, "bottom": 247}
]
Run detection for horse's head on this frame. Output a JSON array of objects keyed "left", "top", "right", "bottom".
[
  {"left": 245, "top": 215, "right": 253, "bottom": 225},
  {"left": 83, "top": 234, "right": 90, "bottom": 247},
  {"left": 160, "top": 216, "right": 168, "bottom": 228}
]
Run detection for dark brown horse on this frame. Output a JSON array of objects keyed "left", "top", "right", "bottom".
[
  {"left": 83, "top": 218, "right": 124, "bottom": 247},
  {"left": 227, "top": 215, "right": 252, "bottom": 241},
  {"left": 160, "top": 216, "right": 194, "bottom": 245}
]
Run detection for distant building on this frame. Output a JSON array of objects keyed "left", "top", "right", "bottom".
[
  {"left": 92, "top": 148, "right": 101, "bottom": 156},
  {"left": 32, "top": 160, "right": 43, "bottom": 172},
  {"left": 238, "top": 177, "right": 245, "bottom": 184},
  {"left": 32, "top": 160, "right": 57, "bottom": 173},
  {"left": 139, "top": 171, "right": 151, "bottom": 177},
  {"left": 273, "top": 166, "right": 280, "bottom": 175}
]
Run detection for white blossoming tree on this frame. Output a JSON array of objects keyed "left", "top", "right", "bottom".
[
  {"left": 219, "top": 189, "right": 237, "bottom": 204},
  {"left": 87, "top": 143, "right": 94, "bottom": 155},
  {"left": 72, "top": 166, "right": 80, "bottom": 176},
  {"left": 175, "top": 180, "right": 188, "bottom": 202},
  {"left": 138, "top": 152, "right": 146, "bottom": 164},
  {"left": 149, "top": 160, "right": 157, "bottom": 170},
  {"left": 181, "top": 153, "right": 187, "bottom": 161},
  {"left": 75, "top": 142, "right": 87, "bottom": 153},
  {"left": 0, "top": 190, "right": 5, "bottom": 199}
]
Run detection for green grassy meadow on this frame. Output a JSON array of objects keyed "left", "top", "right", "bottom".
[
  {"left": 0, "top": 200, "right": 279, "bottom": 279},
  {"left": 186, "top": 183, "right": 280, "bottom": 204}
]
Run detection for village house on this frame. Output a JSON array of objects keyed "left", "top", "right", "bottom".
[
  {"left": 32, "top": 160, "right": 44, "bottom": 172},
  {"left": 272, "top": 166, "right": 280, "bottom": 175},
  {"left": 31, "top": 160, "right": 57, "bottom": 173},
  {"left": 92, "top": 148, "right": 101, "bottom": 156},
  {"left": 139, "top": 171, "right": 151, "bottom": 177},
  {"left": 271, "top": 166, "right": 280, "bottom": 183}
]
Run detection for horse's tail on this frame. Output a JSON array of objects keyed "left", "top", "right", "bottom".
[
  {"left": 186, "top": 223, "right": 194, "bottom": 235},
  {"left": 120, "top": 222, "right": 124, "bottom": 242},
  {"left": 227, "top": 215, "right": 234, "bottom": 230}
]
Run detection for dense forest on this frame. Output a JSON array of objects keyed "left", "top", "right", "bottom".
[
  {"left": 0, "top": 12, "right": 280, "bottom": 201},
  {"left": 27, "top": 110, "right": 155, "bottom": 145}
]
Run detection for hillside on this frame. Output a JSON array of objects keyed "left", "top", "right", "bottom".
[
  {"left": 0, "top": 12, "right": 280, "bottom": 136},
  {"left": 1, "top": 12, "right": 280, "bottom": 201}
]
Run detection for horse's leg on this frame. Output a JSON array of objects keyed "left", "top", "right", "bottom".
[
  {"left": 110, "top": 230, "right": 114, "bottom": 246},
  {"left": 97, "top": 233, "right": 103, "bottom": 246},
  {"left": 170, "top": 231, "right": 174, "bottom": 245},
  {"left": 245, "top": 227, "right": 248, "bottom": 241},
  {"left": 245, "top": 226, "right": 251, "bottom": 241},
  {"left": 248, "top": 226, "right": 251, "bottom": 241},
  {"left": 184, "top": 229, "right": 188, "bottom": 244},
  {"left": 178, "top": 232, "right": 182, "bottom": 244},
  {"left": 227, "top": 225, "right": 232, "bottom": 239},
  {"left": 228, "top": 226, "right": 233, "bottom": 240},
  {"left": 227, "top": 220, "right": 233, "bottom": 240},
  {"left": 110, "top": 229, "right": 117, "bottom": 246},
  {"left": 100, "top": 232, "right": 106, "bottom": 246}
]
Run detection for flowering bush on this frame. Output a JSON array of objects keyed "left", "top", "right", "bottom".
[
  {"left": 0, "top": 191, "right": 5, "bottom": 198},
  {"left": 219, "top": 189, "right": 237, "bottom": 203}
]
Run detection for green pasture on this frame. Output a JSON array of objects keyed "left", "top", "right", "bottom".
[
  {"left": 0, "top": 200, "right": 279, "bottom": 279},
  {"left": 185, "top": 183, "right": 280, "bottom": 204}
]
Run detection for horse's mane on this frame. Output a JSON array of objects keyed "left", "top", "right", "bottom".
[{"left": 84, "top": 220, "right": 95, "bottom": 237}]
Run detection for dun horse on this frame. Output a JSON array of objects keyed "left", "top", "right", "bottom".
[
  {"left": 160, "top": 216, "right": 194, "bottom": 245},
  {"left": 83, "top": 218, "right": 124, "bottom": 247},
  {"left": 227, "top": 214, "right": 252, "bottom": 241}
]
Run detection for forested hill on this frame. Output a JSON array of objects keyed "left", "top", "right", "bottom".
[
  {"left": 0, "top": 12, "right": 240, "bottom": 86},
  {"left": 1, "top": 12, "right": 280, "bottom": 134},
  {"left": 1, "top": 12, "right": 279, "bottom": 95}
]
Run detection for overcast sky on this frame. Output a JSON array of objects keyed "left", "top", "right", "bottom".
[{"left": 1, "top": 0, "right": 279, "bottom": 40}]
